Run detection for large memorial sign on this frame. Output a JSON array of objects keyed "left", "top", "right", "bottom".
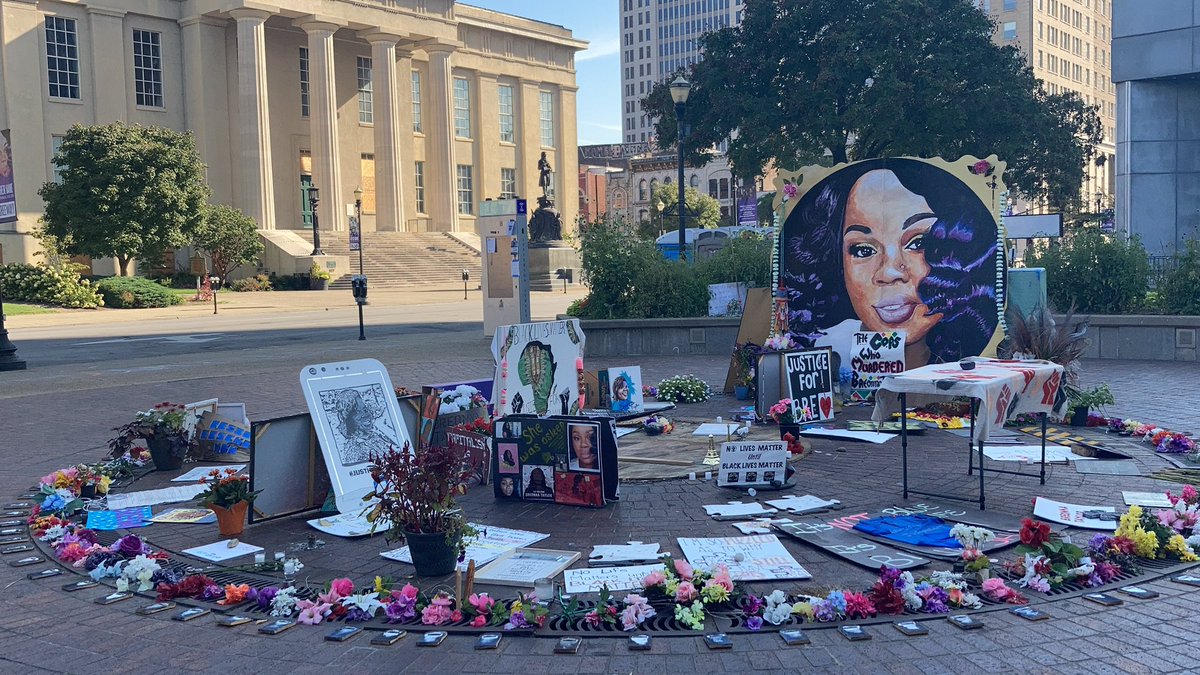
[
  {"left": 491, "top": 320, "right": 585, "bottom": 417},
  {"left": 784, "top": 349, "right": 834, "bottom": 423},
  {"left": 717, "top": 441, "right": 788, "bottom": 487},
  {"left": 849, "top": 331, "right": 905, "bottom": 402}
]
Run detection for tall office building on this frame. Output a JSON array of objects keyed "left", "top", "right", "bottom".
[{"left": 978, "top": 0, "right": 1116, "bottom": 210}]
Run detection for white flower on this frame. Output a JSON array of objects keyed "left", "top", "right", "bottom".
[
  {"left": 930, "top": 570, "right": 966, "bottom": 590},
  {"left": 1185, "top": 534, "right": 1200, "bottom": 552},
  {"left": 340, "top": 591, "right": 383, "bottom": 617},
  {"left": 765, "top": 590, "right": 788, "bottom": 607},
  {"left": 121, "top": 554, "right": 160, "bottom": 592},
  {"left": 38, "top": 525, "right": 66, "bottom": 544},
  {"left": 271, "top": 587, "right": 299, "bottom": 617},
  {"left": 959, "top": 591, "right": 983, "bottom": 609}
]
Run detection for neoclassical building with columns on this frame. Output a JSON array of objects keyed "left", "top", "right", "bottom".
[{"left": 0, "top": 0, "right": 584, "bottom": 266}]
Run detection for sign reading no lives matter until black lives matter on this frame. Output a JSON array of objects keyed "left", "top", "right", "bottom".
[
  {"left": 784, "top": 349, "right": 834, "bottom": 423},
  {"left": 718, "top": 441, "right": 788, "bottom": 487}
]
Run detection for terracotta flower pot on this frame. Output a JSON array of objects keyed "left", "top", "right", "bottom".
[{"left": 210, "top": 501, "right": 249, "bottom": 537}]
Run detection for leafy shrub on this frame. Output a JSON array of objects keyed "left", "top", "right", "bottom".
[
  {"left": 95, "top": 276, "right": 183, "bottom": 308},
  {"left": 0, "top": 262, "right": 103, "bottom": 308},
  {"left": 694, "top": 234, "right": 773, "bottom": 288},
  {"left": 1024, "top": 228, "right": 1149, "bottom": 314},
  {"left": 270, "top": 274, "right": 307, "bottom": 291},
  {"left": 147, "top": 272, "right": 200, "bottom": 289},
  {"left": 1160, "top": 240, "right": 1200, "bottom": 316},
  {"left": 230, "top": 274, "right": 273, "bottom": 292}
]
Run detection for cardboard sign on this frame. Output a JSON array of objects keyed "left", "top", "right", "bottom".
[
  {"left": 784, "top": 349, "right": 834, "bottom": 423},
  {"left": 564, "top": 563, "right": 665, "bottom": 594},
  {"left": 849, "top": 331, "right": 905, "bottom": 402},
  {"left": 447, "top": 429, "right": 490, "bottom": 488},
  {"left": 493, "top": 415, "right": 617, "bottom": 507},
  {"left": 588, "top": 543, "right": 663, "bottom": 566},
  {"left": 774, "top": 521, "right": 929, "bottom": 570},
  {"left": 1032, "top": 497, "right": 1117, "bottom": 531},
  {"left": 491, "top": 320, "right": 585, "bottom": 417},
  {"left": 677, "top": 534, "right": 811, "bottom": 581},
  {"left": 717, "top": 441, "right": 788, "bottom": 487}
]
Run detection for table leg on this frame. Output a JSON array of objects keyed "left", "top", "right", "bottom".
[
  {"left": 1040, "top": 411, "right": 1047, "bottom": 485},
  {"left": 973, "top": 399, "right": 984, "bottom": 510},
  {"left": 901, "top": 393, "right": 909, "bottom": 500},
  {"left": 968, "top": 399, "right": 976, "bottom": 475}
]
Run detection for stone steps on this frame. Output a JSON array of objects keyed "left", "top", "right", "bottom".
[{"left": 292, "top": 231, "right": 481, "bottom": 288}]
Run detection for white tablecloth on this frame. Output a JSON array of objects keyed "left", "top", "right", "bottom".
[{"left": 872, "top": 358, "right": 1067, "bottom": 443}]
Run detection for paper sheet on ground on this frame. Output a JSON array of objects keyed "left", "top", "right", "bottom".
[
  {"left": 798, "top": 427, "right": 894, "bottom": 444},
  {"left": 182, "top": 539, "right": 264, "bottom": 562},
  {"left": 693, "top": 423, "right": 747, "bottom": 436},
  {"left": 564, "top": 563, "right": 666, "bottom": 594},
  {"left": 85, "top": 506, "right": 152, "bottom": 530},
  {"left": 381, "top": 524, "right": 548, "bottom": 570},
  {"left": 474, "top": 549, "right": 581, "bottom": 587},
  {"left": 588, "top": 543, "right": 663, "bottom": 564},
  {"left": 614, "top": 427, "right": 639, "bottom": 439},
  {"left": 149, "top": 508, "right": 216, "bottom": 524},
  {"left": 171, "top": 465, "right": 246, "bottom": 482},
  {"left": 703, "top": 502, "right": 777, "bottom": 520},
  {"left": 982, "top": 445, "right": 1091, "bottom": 463},
  {"left": 1122, "top": 491, "right": 1173, "bottom": 508},
  {"left": 764, "top": 495, "right": 841, "bottom": 514},
  {"left": 678, "top": 534, "right": 811, "bottom": 580},
  {"left": 1032, "top": 497, "right": 1117, "bottom": 530},
  {"left": 105, "top": 484, "right": 207, "bottom": 510},
  {"left": 732, "top": 518, "right": 794, "bottom": 535},
  {"left": 307, "top": 512, "right": 378, "bottom": 538}
]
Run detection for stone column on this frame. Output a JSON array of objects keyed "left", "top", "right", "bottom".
[
  {"left": 230, "top": 8, "right": 276, "bottom": 229},
  {"left": 0, "top": 0, "right": 49, "bottom": 253},
  {"left": 476, "top": 73, "right": 498, "bottom": 201},
  {"left": 395, "top": 48, "right": 416, "bottom": 231},
  {"left": 299, "top": 20, "right": 344, "bottom": 231},
  {"left": 558, "top": 85, "right": 579, "bottom": 233},
  {"left": 424, "top": 43, "right": 458, "bottom": 232},
  {"left": 87, "top": 6, "right": 128, "bottom": 122},
  {"left": 363, "top": 31, "right": 406, "bottom": 232},
  {"left": 180, "top": 16, "right": 232, "bottom": 204}
]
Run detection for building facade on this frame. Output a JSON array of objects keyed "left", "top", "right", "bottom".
[
  {"left": 0, "top": 0, "right": 584, "bottom": 266},
  {"left": 978, "top": 0, "right": 1117, "bottom": 210},
  {"left": 1111, "top": 0, "right": 1199, "bottom": 256}
]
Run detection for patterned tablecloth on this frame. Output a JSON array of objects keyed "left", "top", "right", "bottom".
[{"left": 872, "top": 358, "right": 1067, "bottom": 443}]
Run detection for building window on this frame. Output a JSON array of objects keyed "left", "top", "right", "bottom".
[
  {"left": 411, "top": 70, "right": 422, "bottom": 133},
  {"left": 359, "top": 153, "right": 376, "bottom": 214},
  {"left": 500, "top": 168, "right": 516, "bottom": 199},
  {"left": 1004, "top": 0, "right": 1017, "bottom": 10},
  {"left": 45, "top": 17, "right": 81, "bottom": 100},
  {"left": 539, "top": 91, "right": 555, "bottom": 147},
  {"left": 357, "top": 57, "right": 373, "bottom": 124},
  {"left": 1003, "top": 22, "right": 1017, "bottom": 40},
  {"left": 709, "top": 178, "right": 718, "bottom": 198},
  {"left": 689, "top": 174, "right": 699, "bottom": 189},
  {"left": 299, "top": 47, "right": 310, "bottom": 117},
  {"left": 132, "top": 30, "right": 163, "bottom": 108},
  {"left": 638, "top": 179, "right": 647, "bottom": 201},
  {"left": 498, "top": 84, "right": 515, "bottom": 143},
  {"left": 453, "top": 77, "right": 471, "bottom": 139},
  {"left": 50, "top": 135, "right": 65, "bottom": 183},
  {"left": 456, "top": 164, "right": 474, "bottom": 215},
  {"left": 414, "top": 161, "right": 426, "bottom": 214}
]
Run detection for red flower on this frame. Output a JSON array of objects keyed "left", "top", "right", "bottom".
[
  {"left": 1019, "top": 518, "right": 1051, "bottom": 548},
  {"left": 971, "top": 160, "right": 992, "bottom": 175},
  {"left": 868, "top": 581, "right": 905, "bottom": 615}
]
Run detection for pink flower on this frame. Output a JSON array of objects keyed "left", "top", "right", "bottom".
[
  {"left": 674, "top": 581, "right": 698, "bottom": 603},
  {"left": 469, "top": 593, "right": 495, "bottom": 614},
  {"left": 642, "top": 570, "right": 667, "bottom": 588},
  {"left": 297, "top": 600, "right": 330, "bottom": 625},
  {"left": 421, "top": 603, "right": 452, "bottom": 625},
  {"left": 317, "top": 589, "right": 341, "bottom": 604},
  {"left": 673, "top": 559, "right": 694, "bottom": 580},
  {"left": 709, "top": 565, "right": 734, "bottom": 592},
  {"left": 399, "top": 583, "right": 419, "bottom": 602},
  {"left": 431, "top": 593, "right": 453, "bottom": 607},
  {"left": 1183, "top": 485, "right": 1198, "bottom": 504},
  {"left": 782, "top": 183, "right": 798, "bottom": 199},
  {"left": 972, "top": 160, "right": 992, "bottom": 175},
  {"left": 470, "top": 615, "right": 487, "bottom": 628},
  {"left": 330, "top": 577, "right": 354, "bottom": 598},
  {"left": 981, "top": 578, "right": 1006, "bottom": 595},
  {"left": 450, "top": 610, "right": 463, "bottom": 623}
]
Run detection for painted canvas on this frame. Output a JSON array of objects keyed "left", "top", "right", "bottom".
[
  {"left": 491, "top": 320, "right": 585, "bottom": 418},
  {"left": 601, "top": 366, "right": 644, "bottom": 414},
  {"left": 776, "top": 156, "right": 1006, "bottom": 371}
]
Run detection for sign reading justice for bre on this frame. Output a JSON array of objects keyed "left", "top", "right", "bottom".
[{"left": 718, "top": 441, "right": 788, "bottom": 487}]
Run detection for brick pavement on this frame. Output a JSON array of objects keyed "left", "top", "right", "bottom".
[{"left": 1, "top": 339, "right": 1198, "bottom": 673}]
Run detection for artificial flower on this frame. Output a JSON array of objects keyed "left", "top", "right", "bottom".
[
  {"left": 120, "top": 554, "right": 160, "bottom": 592},
  {"left": 673, "top": 601, "right": 705, "bottom": 630},
  {"left": 869, "top": 580, "right": 905, "bottom": 615},
  {"left": 674, "top": 581, "right": 698, "bottom": 603},
  {"left": 745, "top": 615, "right": 763, "bottom": 631},
  {"left": 1019, "top": 518, "right": 1051, "bottom": 548},
  {"left": 844, "top": 591, "right": 876, "bottom": 619},
  {"left": 1166, "top": 534, "right": 1199, "bottom": 562},
  {"left": 421, "top": 593, "right": 454, "bottom": 625},
  {"left": 271, "top": 587, "right": 300, "bottom": 617},
  {"left": 297, "top": 600, "right": 331, "bottom": 625},
  {"left": 620, "top": 594, "right": 656, "bottom": 631},
  {"left": 673, "top": 559, "right": 694, "bottom": 580},
  {"left": 642, "top": 570, "right": 667, "bottom": 588},
  {"left": 219, "top": 583, "right": 250, "bottom": 606},
  {"left": 700, "top": 580, "right": 730, "bottom": 604},
  {"left": 330, "top": 577, "right": 355, "bottom": 598},
  {"left": 470, "top": 615, "right": 487, "bottom": 628}
]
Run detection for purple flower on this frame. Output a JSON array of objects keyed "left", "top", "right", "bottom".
[
  {"left": 783, "top": 183, "right": 798, "bottom": 199},
  {"left": 345, "top": 608, "right": 374, "bottom": 623},
  {"left": 253, "top": 586, "right": 279, "bottom": 612},
  {"left": 504, "top": 610, "right": 527, "bottom": 630},
  {"left": 114, "top": 535, "right": 149, "bottom": 558},
  {"left": 83, "top": 550, "right": 122, "bottom": 572},
  {"left": 744, "top": 594, "right": 765, "bottom": 616},
  {"left": 200, "top": 584, "right": 224, "bottom": 602},
  {"left": 745, "top": 616, "right": 763, "bottom": 631},
  {"left": 919, "top": 587, "right": 949, "bottom": 614},
  {"left": 1084, "top": 572, "right": 1103, "bottom": 588},
  {"left": 879, "top": 565, "right": 902, "bottom": 587},
  {"left": 385, "top": 599, "right": 415, "bottom": 623},
  {"left": 1087, "top": 534, "right": 1111, "bottom": 556},
  {"left": 813, "top": 600, "right": 837, "bottom": 622}
]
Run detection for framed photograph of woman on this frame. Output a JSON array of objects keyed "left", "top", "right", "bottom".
[
  {"left": 521, "top": 466, "right": 555, "bottom": 501},
  {"left": 567, "top": 422, "right": 601, "bottom": 473},
  {"left": 777, "top": 156, "right": 1006, "bottom": 372}
]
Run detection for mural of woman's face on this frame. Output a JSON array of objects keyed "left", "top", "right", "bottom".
[
  {"left": 500, "top": 477, "right": 515, "bottom": 496},
  {"left": 570, "top": 425, "right": 596, "bottom": 468},
  {"left": 841, "top": 170, "right": 943, "bottom": 344}
]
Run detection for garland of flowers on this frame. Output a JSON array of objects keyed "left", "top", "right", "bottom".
[{"left": 1106, "top": 417, "right": 1197, "bottom": 455}]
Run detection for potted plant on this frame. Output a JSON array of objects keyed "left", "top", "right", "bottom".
[
  {"left": 108, "top": 402, "right": 192, "bottom": 471},
  {"left": 769, "top": 398, "right": 803, "bottom": 440},
  {"left": 1068, "top": 384, "right": 1114, "bottom": 427},
  {"left": 309, "top": 262, "right": 331, "bottom": 290},
  {"left": 364, "top": 441, "right": 475, "bottom": 577},
  {"left": 1002, "top": 304, "right": 1090, "bottom": 402},
  {"left": 75, "top": 464, "right": 106, "bottom": 499},
  {"left": 196, "top": 468, "right": 260, "bottom": 537}
]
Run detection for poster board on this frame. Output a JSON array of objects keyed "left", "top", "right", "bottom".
[
  {"left": 848, "top": 331, "right": 905, "bottom": 402},
  {"left": 599, "top": 366, "right": 644, "bottom": 414},
  {"left": 723, "top": 287, "right": 773, "bottom": 394},
  {"left": 708, "top": 282, "right": 748, "bottom": 317},
  {"left": 783, "top": 349, "right": 835, "bottom": 423},
  {"left": 183, "top": 399, "right": 218, "bottom": 441},
  {"left": 1032, "top": 497, "right": 1117, "bottom": 531},
  {"left": 473, "top": 548, "right": 581, "bottom": 587},
  {"left": 447, "top": 428, "right": 490, "bottom": 488},
  {"left": 381, "top": 524, "right": 549, "bottom": 569},
  {"left": 494, "top": 415, "right": 618, "bottom": 506},
  {"left": 248, "top": 413, "right": 327, "bottom": 523},
  {"left": 717, "top": 441, "right": 788, "bottom": 487},
  {"left": 677, "top": 535, "right": 811, "bottom": 581},
  {"left": 491, "top": 320, "right": 585, "bottom": 418},
  {"left": 299, "top": 359, "right": 413, "bottom": 515},
  {"left": 563, "top": 563, "right": 666, "bottom": 594},
  {"left": 774, "top": 521, "right": 929, "bottom": 570}
]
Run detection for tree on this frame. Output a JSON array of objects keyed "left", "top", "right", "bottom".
[
  {"left": 39, "top": 123, "right": 210, "bottom": 275},
  {"left": 194, "top": 204, "right": 264, "bottom": 282},
  {"left": 649, "top": 183, "right": 722, "bottom": 233},
  {"left": 642, "top": 0, "right": 1102, "bottom": 211}
]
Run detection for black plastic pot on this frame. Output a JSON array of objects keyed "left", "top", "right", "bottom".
[
  {"left": 404, "top": 529, "right": 458, "bottom": 577},
  {"left": 147, "top": 436, "right": 185, "bottom": 471},
  {"left": 1069, "top": 406, "right": 1089, "bottom": 427}
]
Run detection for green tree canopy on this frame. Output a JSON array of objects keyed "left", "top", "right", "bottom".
[
  {"left": 194, "top": 204, "right": 264, "bottom": 282},
  {"left": 39, "top": 123, "right": 210, "bottom": 275},
  {"left": 642, "top": 0, "right": 1102, "bottom": 210},
  {"left": 649, "top": 183, "right": 723, "bottom": 232}
]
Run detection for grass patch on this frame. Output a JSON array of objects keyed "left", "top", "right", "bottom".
[{"left": 3, "top": 303, "right": 57, "bottom": 315}]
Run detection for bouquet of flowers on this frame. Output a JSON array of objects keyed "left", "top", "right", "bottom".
[
  {"left": 655, "top": 375, "right": 710, "bottom": 404},
  {"left": 950, "top": 523, "right": 995, "bottom": 573},
  {"left": 582, "top": 587, "right": 657, "bottom": 631},
  {"left": 196, "top": 468, "right": 260, "bottom": 508},
  {"left": 643, "top": 414, "right": 674, "bottom": 435},
  {"left": 439, "top": 385, "right": 488, "bottom": 414},
  {"left": 769, "top": 398, "right": 807, "bottom": 425},
  {"left": 763, "top": 333, "right": 797, "bottom": 352}
]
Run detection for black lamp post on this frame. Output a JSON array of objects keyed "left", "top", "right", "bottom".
[
  {"left": 0, "top": 279, "right": 27, "bottom": 371},
  {"left": 308, "top": 184, "right": 324, "bottom": 256},
  {"left": 352, "top": 186, "right": 366, "bottom": 341},
  {"left": 670, "top": 75, "right": 691, "bottom": 262}
]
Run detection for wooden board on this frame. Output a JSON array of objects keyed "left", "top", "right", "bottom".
[{"left": 723, "top": 287, "right": 773, "bottom": 394}]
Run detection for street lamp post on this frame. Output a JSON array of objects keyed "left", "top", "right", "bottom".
[
  {"left": 308, "top": 185, "right": 324, "bottom": 256},
  {"left": 0, "top": 279, "right": 27, "bottom": 371},
  {"left": 352, "top": 187, "right": 366, "bottom": 341},
  {"left": 655, "top": 199, "right": 665, "bottom": 237},
  {"left": 670, "top": 75, "right": 691, "bottom": 262}
]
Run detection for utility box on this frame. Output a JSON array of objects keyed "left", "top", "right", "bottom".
[
  {"left": 1008, "top": 267, "right": 1048, "bottom": 318},
  {"left": 477, "top": 198, "right": 530, "bottom": 337}
]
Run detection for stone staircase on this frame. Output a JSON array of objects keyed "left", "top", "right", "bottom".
[{"left": 292, "top": 230, "right": 481, "bottom": 289}]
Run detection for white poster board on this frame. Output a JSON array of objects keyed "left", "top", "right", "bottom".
[
  {"left": 1122, "top": 491, "right": 1173, "bottom": 508},
  {"left": 677, "top": 534, "right": 812, "bottom": 580},
  {"left": 564, "top": 563, "right": 666, "bottom": 594},
  {"left": 1032, "top": 497, "right": 1117, "bottom": 531},
  {"left": 473, "top": 548, "right": 581, "bottom": 587},
  {"left": 491, "top": 320, "right": 585, "bottom": 417},
  {"left": 848, "top": 331, "right": 905, "bottom": 402},
  {"left": 380, "top": 524, "right": 549, "bottom": 570},
  {"left": 708, "top": 282, "right": 748, "bottom": 316},
  {"left": 716, "top": 441, "right": 788, "bottom": 487},
  {"left": 1004, "top": 213, "right": 1063, "bottom": 239},
  {"left": 307, "top": 512, "right": 377, "bottom": 538},
  {"left": 299, "top": 359, "right": 412, "bottom": 515}
]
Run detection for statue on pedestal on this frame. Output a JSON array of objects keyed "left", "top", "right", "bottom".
[{"left": 531, "top": 152, "right": 562, "bottom": 243}]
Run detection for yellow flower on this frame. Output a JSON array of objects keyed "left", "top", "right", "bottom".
[
  {"left": 1166, "top": 535, "right": 1199, "bottom": 562},
  {"left": 511, "top": 599, "right": 523, "bottom": 614},
  {"left": 792, "top": 601, "right": 814, "bottom": 619},
  {"left": 97, "top": 476, "right": 112, "bottom": 495},
  {"left": 374, "top": 576, "right": 385, "bottom": 594},
  {"left": 1115, "top": 505, "right": 1160, "bottom": 558}
]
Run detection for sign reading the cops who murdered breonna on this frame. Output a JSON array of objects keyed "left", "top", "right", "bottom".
[
  {"left": 718, "top": 441, "right": 788, "bottom": 487},
  {"left": 784, "top": 349, "right": 835, "bottom": 423},
  {"left": 849, "top": 331, "right": 905, "bottom": 402}
]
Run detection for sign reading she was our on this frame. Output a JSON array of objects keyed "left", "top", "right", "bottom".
[
  {"left": 717, "top": 441, "right": 788, "bottom": 487},
  {"left": 849, "top": 331, "right": 905, "bottom": 402},
  {"left": 784, "top": 349, "right": 834, "bottom": 423}
]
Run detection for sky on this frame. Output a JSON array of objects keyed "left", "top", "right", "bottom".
[{"left": 463, "top": 1, "right": 621, "bottom": 145}]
